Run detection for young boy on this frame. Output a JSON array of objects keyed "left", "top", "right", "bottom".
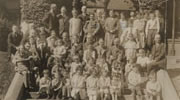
[
  {"left": 110, "top": 74, "right": 122, "bottom": 100},
  {"left": 145, "top": 12, "right": 160, "bottom": 50},
  {"left": 86, "top": 69, "right": 99, "bottom": 100},
  {"left": 146, "top": 69, "right": 161, "bottom": 100},
  {"left": 52, "top": 72, "right": 63, "bottom": 99},
  {"left": 98, "top": 70, "right": 111, "bottom": 100},
  {"left": 62, "top": 70, "right": 71, "bottom": 99},
  {"left": 128, "top": 64, "right": 142, "bottom": 100},
  {"left": 39, "top": 69, "right": 51, "bottom": 98}
]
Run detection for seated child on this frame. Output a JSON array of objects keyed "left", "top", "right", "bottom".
[
  {"left": 98, "top": 70, "right": 111, "bottom": 100},
  {"left": 146, "top": 69, "right": 161, "bottom": 100},
  {"left": 71, "top": 67, "right": 87, "bottom": 100},
  {"left": 52, "top": 72, "right": 63, "bottom": 99},
  {"left": 39, "top": 69, "right": 51, "bottom": 98},
  {"left": 137, "top": 49, "right": 151, "bottom": 76},
  {"left": 125, "top": 58, "right": 136, "bottom": 83},
  {"left": 70, "top": 55, "right": 82, "bottom": 78},
  {"left": 62, "top": 71, "right": 71, "bottom": 99},
  {"left": 86, "top": 69, "right": 99, "bottom": 100},
  {"left": 53, "top": 39, "right": 67, "bottom": 59},
  {"left": 128, "top": 64, "right": 142, "bottom": 100},
  {"left": 110, "top": 74, "right": 122, "bottom": 100}
]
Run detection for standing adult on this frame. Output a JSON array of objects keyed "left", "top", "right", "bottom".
[
  {"left": 83, "top": 13, "right": 100, "bottom": 42},
  {"left": 7, "top": 25, "right": 23, "bottom": 59},
  {"left": 58, "top": 6, "right": 69, "bottom": 38},
  {"left": 105, "top": 10, "right": 119, "bottom": 48},
  {"left": 43, "top": 4, "right": 59, "bottom": 35},
  {"left": 69, "top": 9, "right": 83, "bottom": 44}
]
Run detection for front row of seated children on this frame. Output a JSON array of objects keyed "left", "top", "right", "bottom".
[{"left": 37, "top": 58, "right": 161, "bottom": 100}]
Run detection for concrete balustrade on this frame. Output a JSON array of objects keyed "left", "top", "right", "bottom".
[{"left": 4, "top": 73, "right": 25, "bottom": 100}]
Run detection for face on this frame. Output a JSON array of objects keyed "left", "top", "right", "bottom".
[
  {"left": 150, "top": 13, "right": 155, "bottom": 19},
  {"left": 12, "top": 26, "right": 18, "bottom": 33},
  {"left": 90, "top": 14, "right": 94, "bottom": 20},
  {"left": 51, "top": 31, "right": 56, "bottom": 37},
  {"left": 155, "top": 36, "right": 161, "bottom": 43},
  {"left": 109, "top": 10, "right": 114, "bottom": 17},
  {"left": 61, "top": 7, "right": 67, "bottom": 14},
  {"left": 44, "top": 73, "right": 49, "bottom": 78},
  {"left": 72, "top": 10, "right": 78, "bottom": 17},
  {"left": 81, "top": 7, "right": 87, "bottom": 13},
  {"left": 24, "top": 42, "right": 30, "bottom": 50},
  {"left": 139, "top": 49, "right": 145, "bottom": 57}
]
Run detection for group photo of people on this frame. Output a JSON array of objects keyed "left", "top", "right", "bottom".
[{"left": 7, "top": 2, "right": 166, "bottom": 100}]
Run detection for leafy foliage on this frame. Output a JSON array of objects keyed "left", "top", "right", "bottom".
[{"left": 20, "top": 0, "right": 73, "bottom": 27}]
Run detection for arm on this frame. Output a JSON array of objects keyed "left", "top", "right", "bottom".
[
  {"left": 7, "top": 34, "right": 17, "bottom": 48},
  {"left": 69, "top": 19, "right": 72, "bottom": 38},
  {"left": 156, "top": 18, "right": 160, "bottom": 33},
  {"left": 145, "top": 21, "right": 149, "bottom": 38}
]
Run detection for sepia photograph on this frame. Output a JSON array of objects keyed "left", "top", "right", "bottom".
[{"left": 0, "top": 0, "right": 179, "bottom": 100}]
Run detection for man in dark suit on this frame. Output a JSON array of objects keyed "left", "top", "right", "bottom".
[
  {"left": 58, "top": 6, "right": 70, "bottom": 38},
  {"left": 7, "top": 25, "right": 23, "bottom": 59},
  {"left": 43, "top": 4, "right": 59, "bottom": 35}
]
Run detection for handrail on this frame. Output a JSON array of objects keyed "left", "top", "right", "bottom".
[{"left": 4, "top": 73, "right": 25, "bottom": 100}]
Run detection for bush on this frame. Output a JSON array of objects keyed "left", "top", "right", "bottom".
[{"left": 20, "top": 0, "right": 73, "bottom": 27}]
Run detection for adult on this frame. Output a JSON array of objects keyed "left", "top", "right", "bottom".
[
  {"left": 7, "top": 25, "right": 23, "bottom": 59},
  {"left": 148, "top": 34, "right": 166, "bottom": 71},
  {"left": 83, "top": 13, "right": 100, "bottom": 42},
  {"left": 105, "top": 10, "right": 119, "bottom": 48},
  {"left": 43, "top": 4, "right": 59, "bottom": 35},
  {"left": 58, "top": 6, "right": 69, "bottom": 38}
]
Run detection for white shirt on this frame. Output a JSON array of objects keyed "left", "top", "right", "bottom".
[{"left": 136, "top": 56, "right": 151, "bottom": 67}]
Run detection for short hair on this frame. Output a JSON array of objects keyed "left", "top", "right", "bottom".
[{"left": 43, "top": 69, "right": 49, "bottom": 74}]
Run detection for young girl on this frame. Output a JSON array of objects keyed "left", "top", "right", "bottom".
[
  {"left": 128, "top": 64, "right": 142, "bottom": 100},
  {"left": 39, "top": 69, "right": 51, "bottom": 98},
  {"left": 110, "top": 74, "right": 122, "bottom": 100},
  {"left": 124, "top": 33, "right": 137, "bottom": 61},
  {"left": 125, "top": 58, "right": 136, "bottom": 82},
  {"left": 86, "top": 69, "right": 99, "bottom": 100},
  {"left": 70, "top": 55, "right": 82, "bottom": 78},
  {"left": 98, "top": 70, "right": 111, "bottom": 100},
  {"left": 146, "top": 69, "right": 161, "bottom": 100}
]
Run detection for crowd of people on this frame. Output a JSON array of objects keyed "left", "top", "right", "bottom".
[{"left": 7, "top": 3, "right": 166, "bottom": 100}]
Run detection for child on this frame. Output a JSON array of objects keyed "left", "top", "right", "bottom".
[
  {"left": 53, "top": 39, "right": 66, "bottom": 59},
  {"left": 128, "top": 64, "right": 142, "bottom": 100},
  {"left": 83, "top": 44, "right": 96, "bottom": 63},
  {"left": 70, "top": 55, "right": 82, "bottom": 78},
  {"left": 86, "top": 69, "right": 99, "bottom": 100},
  {"left": 146, "top": 69, "right": 161, "bottom": 100},
  {"left": 124, "top": 33, "right": 137, "bottom": 61},
  {"left": 52, "top": 72, "right": 63, "bottom": 99},
  {"left": 51, "top": 64, "right": 61, "bottom": 78},
  {"left": 47, "top": 30, "right": 59, "bottom": 52},
  {"left": 110, "top": 74, "right": 122, "bottom": 100},
  {"left": 39, "top": 69, "right": 51, "bottom": 98},
  {"left": 71, "top": 67, "right": 86, "bottom": 100},
  {"left": 137, "top": 49, "right": 151, "bottom": 76},
  {"left": 62, "top": 71, "right": 72, "bottom": 99},
  {"left": 125, "top": 58, "right": 136, "bottom": 82},
  {"left": 145, "top": 12, "right": 160, "bottom": 50},
  {"left": 98, "top": 70, "right": 111, "bottom": 100}
]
